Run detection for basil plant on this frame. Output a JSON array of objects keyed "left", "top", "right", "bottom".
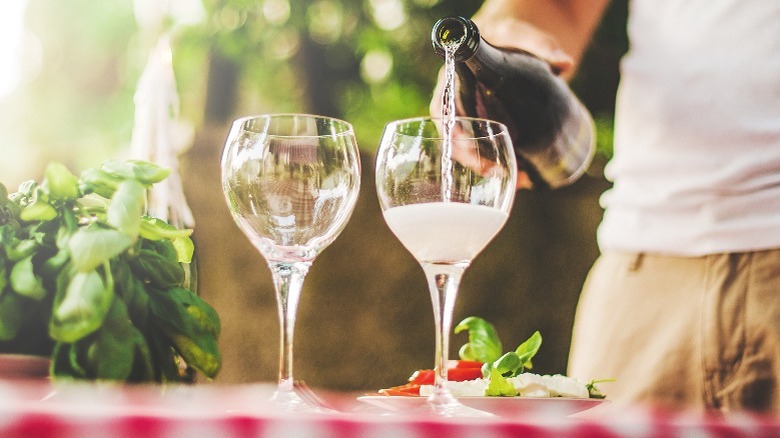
[{"left": 0, "top": 159, "right": 220, "bottom": 382}]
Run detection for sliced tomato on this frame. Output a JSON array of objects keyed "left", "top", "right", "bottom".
[
  {"left": 448, "top": 360, "right": 483, "bottom": 369},
  {"left": 447, "top": 366, "right": 484, "bottom": 382},
  {"left": 378, "top": 360, "right": 486, "bottom": 396},
  {"left": 409, "top": 369, "right": 435, "bottom": 385},
  {"left": 378, "top": 382, "right": 420, "bottom": 396}
]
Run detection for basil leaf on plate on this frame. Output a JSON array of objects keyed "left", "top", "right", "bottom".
[
  {"left": 515, "top": 331, "right": 542, "bottom": 371},
  {"left": 493, "top": 351, "right": 523, "bottom": 376},
  {"left": 454, "top": 316, "right": 503, "bottom": 363},
  {"left": 485, "top": 367, "right": 517, "bottom": 397}
]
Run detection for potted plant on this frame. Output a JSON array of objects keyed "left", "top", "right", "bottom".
[{"left": 0, "top": 159, "right": 220, "bottom": 382}]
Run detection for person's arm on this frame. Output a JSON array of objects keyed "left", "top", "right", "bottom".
[{"left": 471, "top": 0, "right": 611, "bottom": 78}]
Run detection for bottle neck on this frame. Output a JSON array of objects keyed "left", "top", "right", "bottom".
[{"left": 431, "top": 16, "right": 480, "bottom": 62}]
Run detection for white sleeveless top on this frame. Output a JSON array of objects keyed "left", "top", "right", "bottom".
[{"left": 597, "top": 0, "right": 780, "bottom": 255}]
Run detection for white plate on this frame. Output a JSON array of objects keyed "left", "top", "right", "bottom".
[{"left": 357, "top": 395, "right": 607, "bottom": 417}]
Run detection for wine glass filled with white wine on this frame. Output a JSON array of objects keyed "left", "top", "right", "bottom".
[{"left": 375, "top": 116, "right": 517, "bottom": 416}]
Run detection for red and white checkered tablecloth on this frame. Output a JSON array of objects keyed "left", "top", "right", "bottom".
[{"left": 0, "top": 381, "right": 777, "bottom": 438}]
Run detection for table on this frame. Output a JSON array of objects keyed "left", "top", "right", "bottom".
[{"left": 0, "top": 380, "right": 778, "bottom": 437}]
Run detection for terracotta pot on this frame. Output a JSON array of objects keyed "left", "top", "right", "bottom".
[{"left": 0, "top": 354, "right": 50, "bottom": 380}]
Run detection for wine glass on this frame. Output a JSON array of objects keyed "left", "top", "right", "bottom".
[
  {"left": 375, "top": 116, "right": 517, "bottom": 416},
  {"left": 221, "top": 114, "right": 361, "bottom": 413}
]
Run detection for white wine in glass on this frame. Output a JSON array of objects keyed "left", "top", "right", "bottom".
[
  {"left": 375, "top": 116, "right": 517, "bottom": 416},
  {"left": 221, "top": 114, "right": 361, "bottom": 413}
]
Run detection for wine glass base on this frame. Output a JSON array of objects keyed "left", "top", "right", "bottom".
[
  {"left": 418, "top": 391, "right": 495, "bottom": 418},
  {"left": 270, "top": 385, "right": 338, "bottom": 414}
]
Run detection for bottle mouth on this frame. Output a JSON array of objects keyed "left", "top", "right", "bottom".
[{"left": 431, "top": 16, "right": 480, "bottom": 61}]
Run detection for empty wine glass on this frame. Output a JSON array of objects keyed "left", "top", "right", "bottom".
[
  {"left": 221, "top": 114, "right": 361, "bottom": 413},
  {"left": 375, "top": 116, "right": 517, "bottom": 416}
]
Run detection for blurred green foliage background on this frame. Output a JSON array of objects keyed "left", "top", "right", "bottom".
[{"left": 0, "top": 0, "right": 627, "bottom": 390}]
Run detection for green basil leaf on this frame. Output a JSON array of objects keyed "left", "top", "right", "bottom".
[
  {"left": 10, "top": 255, "right": 47, "bottom": 300},
  {"left": 51, "top": 342, "right": 81, "bottom": 379},
  {"left": 485, "top": 367, "right": 517, "bottom": 397},
  {"left": 0, "top": 184, "right": 14, "bottom": 226},
  {"left": 139, "top": 216, "right": 193, "bottom": 241},
  {"left": 143, "top": 238, "right": 178, "bottom": 260},
  {"left": 129, "top": 249, "right": 183, "bottom": 289},
  {"left": 20, "top": 200, "right": 57, "bottom": 222},
  {"left": 184, "top": 292, "right": 220, "bottom": 338},
  {"left": 129, "top": 330, "right": 155, "bottom": 382},
  {"left": 113, "top": 262, "right": 149, "bottom": 325},
  {"left": 126, "top": 160, "right": 171, "bottom": 185},
  {"left": 78, "top": 167, "right": 123, "bottom": 198},
  {"left": 6, "top": 239, "right": 38, "bottom": 261},
  {"left": 171, "top": 237, "right": 194, "bottom": 264},
  {"left": 454, "top": 316, "right": 503, "bottom": 363},
  {"left": 86, "top": 300, "right": 137, "bottom": 380},
  {"left": 168, "top": 331, "right": 220, "bottom": 379},
  {"left": 493, "top": 352, "right": 522, "bottom": 377},
  {"left": 145, "top": 334, "right": 182, "bottom": 382},
  {"left": 0, "top": 262, "right": 7, "bottom": 294},
  {"left": 150, "top": 287, "right": 220, "bottom": 339},
  {"left": 44, "top": 162, "right": 80, "bottom": 201},
  {"left": 4, "top": 201, "right": 22, "bottom": 226},
  {"left": 100, "top": 159, "right": 170, "bottom": 185},
  {"left": 99, "top": 159, "right": 136, "bottom": 179},
  {"left": 515, "top": 331, "right": 542, "bottom": 372},
  {"left": 40, "top": 249, "right": 70, "bottom": 278},
  {"left": 50, "top": 269, "right": 113, "bottom": 343},
  {"left": 68, "top": 226, "right": 133, "bottom": 272},
  {"left": 149, "top": 287, "right": 221, "bottom": 378},
  {"left": 585, "top": 379, "right": 613, "bottom": 399},
  {"left": 0, "top": 293, "right": 24, "bottom": 340},
  {"left": 107, "top": 179, "right": 145, "bottom": 238}
]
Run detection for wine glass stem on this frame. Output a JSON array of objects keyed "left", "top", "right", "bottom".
[
  {"left": 269, "top": 261, "right": 311, "bottom": 391},
  {"left": 422, "top": 262, "right": 467, "bottom": 405}
]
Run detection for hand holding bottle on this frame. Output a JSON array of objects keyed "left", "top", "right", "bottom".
[
  {"left": 429, "top": 17, "right": 578, "bottom": 191},
  {"left": 430, "top": 16, "right": 596, "bottom": 190},
  {"left": 429, "top": 18, "right": 574, "bottom": 113}
]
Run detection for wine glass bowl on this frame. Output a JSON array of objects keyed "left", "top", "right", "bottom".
[
  {"left": 222, "top": 114, "right": 360, "bottom": 262},
  {"left": 375, "top": 116, "right": 517, "bottom": 416},
  {"left": 221, "top": 114, "right": 361, "bottom": 412}
]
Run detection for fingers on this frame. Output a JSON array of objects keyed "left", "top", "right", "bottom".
[{"left": 516, "top": 171, "right": 533, "bottom": 190}]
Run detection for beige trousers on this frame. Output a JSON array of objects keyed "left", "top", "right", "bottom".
[{"left": 568, "top": 250, "right": 780, "bottom": 413}]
